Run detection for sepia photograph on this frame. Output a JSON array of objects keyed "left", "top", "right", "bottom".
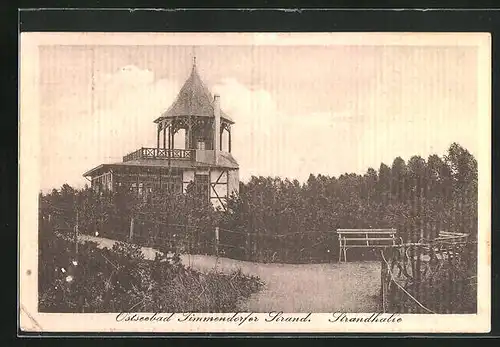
[{"left": 19, "top": 32, "right": 491, "bottom": 333}]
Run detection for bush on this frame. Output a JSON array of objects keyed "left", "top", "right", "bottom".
[
  {"left": 39, "top": 142, "right": 478, "bottom": 264},
  {"left": 38, "top": 226, "right": 264, "bottom": 313}
]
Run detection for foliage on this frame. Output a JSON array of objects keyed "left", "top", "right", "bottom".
[
  {"left": 39, "top": 142, "right": 478, "bottom": 264},
  {"left": 219, "top": 143, "right": 478, "bottom": 262},
  {"left": 37, "top": 143, "right": 478, "bottom": 314},
  {"left": 38, "top": 224, "right": 264, "bottom": 313},
  {"left": 384, "top": 241, "right": 477, "bottom": 314}
]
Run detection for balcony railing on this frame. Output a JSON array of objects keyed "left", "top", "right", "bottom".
[{"left": 123, "top": 147, "right": 195, "bottom": 162}]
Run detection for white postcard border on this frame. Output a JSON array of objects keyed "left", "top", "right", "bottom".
[{"left": 19, "top": 32, "right": 491, "bottom": 334}]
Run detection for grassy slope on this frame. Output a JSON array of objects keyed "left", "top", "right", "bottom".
[{"left": 39, "top": 231, "right": 264, "bottom": 313}]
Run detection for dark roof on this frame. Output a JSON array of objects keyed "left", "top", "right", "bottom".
[
  {"left": 155, "top": 63, "right": 234, "bottom": 124},
  {"left": 83, "top": 153, "right": 239, "bottom": 178}
]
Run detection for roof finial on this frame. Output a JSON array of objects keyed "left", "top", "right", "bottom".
[{"left": 192, "top": 46, "right": 197, "bottom": 71}]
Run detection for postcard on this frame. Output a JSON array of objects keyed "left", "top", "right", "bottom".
[{"left": 19, "top": 32, "right": 491, "bottom": 333}]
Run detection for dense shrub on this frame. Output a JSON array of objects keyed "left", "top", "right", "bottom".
[
  {"left": 38, "top": 224, "right": 264, "bottom": 313},
  {"left": 220, "top": 143, "right": 478, "bottom": 262},
  {"left": 38, "top": 143, "right": 478, "bottom": 314},
  {"left": 39, "top": 142, "right": 478, "bottom": 264},
  {"left": 383, "top": 240, "right": 477, "bottom": 314}
]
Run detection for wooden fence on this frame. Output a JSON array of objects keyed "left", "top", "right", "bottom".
[
  {"left": 111, "top": 215, "right": 340, "bottom": 263},
  {"left": 380, "top": 236, "right": 477, "bottom": 314},
  {"left": 40, "top": 203, "right": 343, "bottom": 263}
]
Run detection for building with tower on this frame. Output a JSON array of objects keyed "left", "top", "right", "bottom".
[{"left": 83, "top": 59, "right": 240, "bottom": 210}]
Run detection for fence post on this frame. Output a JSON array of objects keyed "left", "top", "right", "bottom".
[
  {"left": 186, "top": 224, "right": 190, "bottom": 254},
  {"left": 75, "top": 210, "right": 79, "bottom": 256},
  {"left": 380, "top": 253, "right": 387, "bottom": 313},
  {"left": 253, "top": 235, "right": 258, "bottom": 259},
  {"left": 214, "top": 227, "right": 219, "bottom": 256},
  {"left": 129, "top": 217, "right": 135, "bottom": 241},
  {"left": 246, "top": 232, "right": 251, "bottom": 260}
]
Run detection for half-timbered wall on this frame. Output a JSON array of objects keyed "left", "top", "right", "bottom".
[{"left": 209, "top": 169, "right": 228, "bottom": 210}]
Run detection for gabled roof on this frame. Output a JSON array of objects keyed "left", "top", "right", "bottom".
[{"left": 156, "top": 62, "right": 234, "bottom": 124}]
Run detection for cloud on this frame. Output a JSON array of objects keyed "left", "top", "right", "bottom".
[
  {"left": 40, "top": 65, "right": 181, "bottom": 191},
  {"left": 212, "top": 78, "right": 358, "bottom": 182},
  {"left": 40, "top": 69, "right": 366, "bottom": 191},
  {"left": 40, "top": 63, "right": 479, "bottom": 192},
  {"left": 355, "top": 91, "right": 478, "bottom": 171}
]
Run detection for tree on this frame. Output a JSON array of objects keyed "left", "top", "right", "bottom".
[
  {"left": 407, "top": 155, "right": 427, "bottom": 200},
  {"left": 444, "top": 143, "right": 478, "bottom": 236},
  {"left": 362, "top": 167, "right": 378, "bottom": 202},
  {"left": 39, "top": 142, "right": 478, "bottom": 263},
  {"left": 391, "top": 157, "right": 408, "bottom": 203},
  {"left": 445, "top": 142, "right": 478, "bottom": 186},
  {"left": 377, "top": 163, "right": 391, "bottom": 203},
  {"left": 427, "top": 154, "right": 452, "bottom": 200}
]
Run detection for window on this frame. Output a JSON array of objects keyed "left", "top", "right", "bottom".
[
  {"left": 197, "top": 140, "right": 206, "bottom": 150},
  {"left": 107, "top": 174, "right": 112, "bottom": 191},
  {"left": 194, "top": 174, "right": 209, "bottom": 201},
  {"left": 93, "top": 178, "right": 101, "bottom": 193}
]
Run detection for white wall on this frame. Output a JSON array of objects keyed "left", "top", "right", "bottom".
[{"left": 227, "top": 169, "right": 240, "bottom": 196}]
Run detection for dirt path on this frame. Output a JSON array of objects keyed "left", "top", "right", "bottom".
[{"left": 80, "top": 234, "right": 381, "bottom": 312}]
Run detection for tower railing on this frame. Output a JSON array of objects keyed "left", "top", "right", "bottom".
[{"left": 123, "top": 147, "right": 195, "bottom": 162}]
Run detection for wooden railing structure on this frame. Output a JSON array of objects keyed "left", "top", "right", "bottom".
[
  {"left": 424, "top": 230, "right": 469, "bottom": 244},
  {"left": 123, "top": 147, "right": 195, "bottom": 162},
  {"left": 380, "top": 231, "right": 476, "bottom": 314}
]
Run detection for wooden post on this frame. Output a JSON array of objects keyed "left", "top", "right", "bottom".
[
  {"left": 163, "top": 125, "right": 166, "bottom": 149},
  {"left": 168, "top": 126, "right": 172, "bottom": 168},
  {"left": 75, "top": 210, "right": 79, "bottom": 255},
  {"left": 185, "top": 125, "right": 191, "bottom": 150},
  {"left": 228, "top": 129, "right": 231, "bottom": 153},
  {"left": 253, "top": 235, "right": 258, "bottom": 259},
  {"left": 246, "top": 232, "right": 251, "bottom": 260},
  {"left": 186, "top": 224, "right": 190, "bottom": 254},
  {"left": 381, "top": 256, "right": 387, "bottom": 313},
  {"left": 129, "top": 217, "right": 135, "bottom": 241},
  {"left": 136, "top": 173, "right": 140, "bottom": 198},
  {"left": 339, "top": 234, "right": 344, "bottom": 263},
  {"left": 170, "top": 128, "right": 174, "bottom": 150},
  {"left": 214, "top": 227, "right": 219, "bottom": 256},
  {"left": 157, "top": 125, "right": 160, "bottom": 149},
  {"left": 220, "top": 128, "right": 223, "bottom": 151}
]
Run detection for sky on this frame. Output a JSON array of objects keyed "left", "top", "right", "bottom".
[{"left": 37, "top": 40, "right": 480, "bottom": 191}]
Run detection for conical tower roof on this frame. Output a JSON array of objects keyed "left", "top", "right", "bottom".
[{"left": 158, "top": 60, "right": 234, "bottom": 124}]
